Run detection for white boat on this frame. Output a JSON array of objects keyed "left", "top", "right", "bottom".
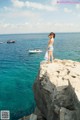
[
  {"left": 0, "top": 42, "right": 3, "bottom": 44},
  {"left": 28, "top": 49, "right": 42, "bottom": 54}
]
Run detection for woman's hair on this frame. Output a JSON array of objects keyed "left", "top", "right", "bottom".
[{"left": 48, "top": 32, "right": 55, "bottom": 38}]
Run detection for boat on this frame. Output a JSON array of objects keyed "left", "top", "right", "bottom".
[
  {"left": 28, "top": 49, "right": 42, "bottom": 54},
  {"left": 7, "top": 40, "right": 15, "bottom": 43},
  {"left": 0, "top": 42, "right": 3, "bottom": 44}
]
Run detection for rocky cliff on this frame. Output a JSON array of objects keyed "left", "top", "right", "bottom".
[{"left": 32, "top": 59, "right": 80, "bottom": 120}]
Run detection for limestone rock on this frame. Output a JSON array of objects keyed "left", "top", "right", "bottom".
[
  {"left": 30, "top": 114, "right": 37, "bottom": 120},
  {"left": 19, "top": 114, "right": 37, "bottom": 120},
  {"left": 18, "top": 115, "right": 30, "bottom": 120},
  {"left": 33, "top": 59, "right": 80, "bottom": 120}
]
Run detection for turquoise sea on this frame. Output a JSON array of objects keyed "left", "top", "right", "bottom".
[{"left": 0, "top": 33, "right": 80, "bottom": 119}]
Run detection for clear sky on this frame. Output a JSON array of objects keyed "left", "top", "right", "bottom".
[{"left": 0, "top": 0, "right": 80, "bottom": 34}]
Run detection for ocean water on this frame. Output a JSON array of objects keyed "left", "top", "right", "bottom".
[{"left": 0, "top": 33, "right": 80, "bottom": 119}]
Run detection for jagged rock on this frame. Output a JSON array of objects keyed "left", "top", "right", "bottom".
[
  {"left": 60, "top": 107, "right": 77, "bottom": 120},
  {"left": 34, "top": 107, "right": 46, "bottom": 120},
  {"left": 30, "top": 114, "right": 37, "bottom": 120},
  {"left": 19, "top": 114, "right": 37, "bottom": 120},
  {"left": 33, "top": 59, "right": 80, "bottom": 120},
  {"left": 18, "top": 115, "right": 30, "bottom": 120}
]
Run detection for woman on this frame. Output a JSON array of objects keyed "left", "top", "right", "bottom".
[{"left": 47, "top": 32, "right": 55, "bottom": 63}]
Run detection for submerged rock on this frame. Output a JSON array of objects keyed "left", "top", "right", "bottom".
[{"left": 33, "top": 59, "right": 80, "bottom": 120}]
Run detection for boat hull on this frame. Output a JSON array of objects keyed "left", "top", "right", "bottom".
[{"left": 28, "top": 50, "right": 42, "bottom": 54}]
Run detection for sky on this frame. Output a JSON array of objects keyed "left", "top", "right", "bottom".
[{"left": 0, "top": 0, "right": 80, "bottom": 34}]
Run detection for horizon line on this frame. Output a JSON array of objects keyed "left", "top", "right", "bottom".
[{"left": 0, "top": 31, "right": 80, "bottom": 35}]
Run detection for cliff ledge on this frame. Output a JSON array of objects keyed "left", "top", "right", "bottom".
[{"left": 33, "top": 59, "right": 80, "bottom": 120}]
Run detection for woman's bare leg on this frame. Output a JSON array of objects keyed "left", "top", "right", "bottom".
[
  {"left": 47, "top": 51, "right": 53, "bottom": 63},
  {"left": 50, "top": 51, "right": 53, "bottom": 62},
  {"left": 50, "top": 51, "right": 53, "bottom": 63},
  {"left": 47, "top": 51, "right": 50, "bottom": 63},
  {"left": 51, "top": 51, "right": 54, "bottom": 62},
  {"left": 51, "top": 52, "right": 53, "bottom": 63}
]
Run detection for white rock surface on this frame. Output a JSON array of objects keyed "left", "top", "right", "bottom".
[{"left": 40, "top": 59, "right": 80, "bottom": 101}]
